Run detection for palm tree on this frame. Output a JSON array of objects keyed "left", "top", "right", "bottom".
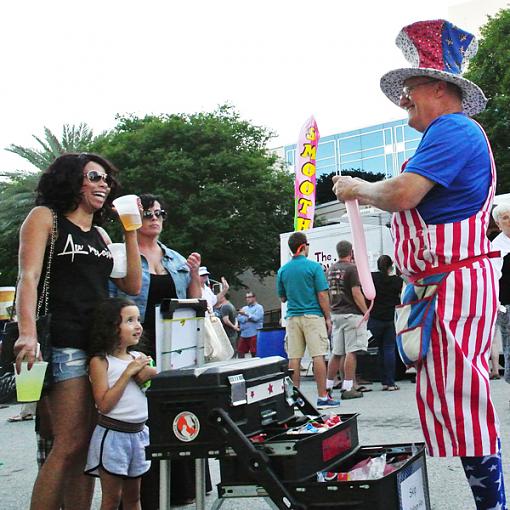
[
  {"left": 0, "top": 124, "right": 95, "bottom": 284},
  {"left": 5, "top": 123, "right": 94, "bottom": 171}
]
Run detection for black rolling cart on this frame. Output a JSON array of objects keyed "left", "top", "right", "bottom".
[{"left": 147, "top": 353, "right": 431, "bottom": 510}]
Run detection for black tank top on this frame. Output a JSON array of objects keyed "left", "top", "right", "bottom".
[
  {"left": 45, "top": 214, "right": 113, "bottom": 349},
  {"left": 143, "top": 273, "right": 177, "bottom": 355}
]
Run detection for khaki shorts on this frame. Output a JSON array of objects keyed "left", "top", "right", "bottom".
[
  {"left": 285, "top": 315, "right": 329, "bottom": 359},
  {"left": 331, "top": 313, "right": 369, "bottom": 355}
]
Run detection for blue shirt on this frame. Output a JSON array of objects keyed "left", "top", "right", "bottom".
[
  {"left": 238, "top": 303, "right": 264, "bottom": 337},
  {"left": 277, "top": 255, "right": 329, "bottom": 318},
  {"left": 109, "top": 241, "right": 191, "bottom": 322},
  {"left": 404, "top": 113, "right": 490, "bottom": 224}
]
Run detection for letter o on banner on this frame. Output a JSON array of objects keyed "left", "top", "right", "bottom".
[{"left": 299, "top": 180, "right": 315, "bottom": 196}]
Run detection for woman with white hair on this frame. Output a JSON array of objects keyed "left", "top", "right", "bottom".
[{"left": 491, "top": 202, "right": 510, "bottom": 383}]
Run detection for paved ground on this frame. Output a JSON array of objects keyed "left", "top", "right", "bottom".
[{"left": 1, "top": 374, "right": 509, "bottom": 509}]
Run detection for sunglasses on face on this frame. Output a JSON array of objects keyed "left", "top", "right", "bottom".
[
  {"left": 84, "top": 170, "right": 113, "bottom": 187},
  {"left": 142, "top": 209, "right": 167, "bottom": 220}
]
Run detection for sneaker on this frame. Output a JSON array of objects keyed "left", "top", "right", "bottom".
[
  {"left": 341, "top": 388, "right": 364, "bottom": 400},
  {"left": 316, "top": 397, "right": 341, "bottom": 409}
]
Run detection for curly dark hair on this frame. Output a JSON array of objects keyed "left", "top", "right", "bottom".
[
  {"left": 88, "top": 297, "right": 138, "bottom": 357},
  {"left": 36, "top": 152, "right": 120, "bottom": 225},
  {"left": 138, "top": 193, "right": 167, "bottom": 211}
]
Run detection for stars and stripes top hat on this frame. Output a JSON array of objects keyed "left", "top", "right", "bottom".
[{"left": 380, "top": 19, "right": 487, "bottom": 116}]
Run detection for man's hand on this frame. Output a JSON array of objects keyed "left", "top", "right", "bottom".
[
  {"left": 221, "top": 277, "right": 229, "bottom": 292},
  {"left": 325, "top": 317, "right": 332, "bottom": 337},
  {"left": 332, "top": 175, "right": 370, "bottom": 205}
]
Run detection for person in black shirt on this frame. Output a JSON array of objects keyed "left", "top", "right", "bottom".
[
  {"left": 110, "top": 193, "right": 209, "bottom": 508},
  {"left": 14, "top": 153, "right": 142, "bottom": 509},
  {"left": 367, "top": 255, "right": 403, "bottom": 391}
]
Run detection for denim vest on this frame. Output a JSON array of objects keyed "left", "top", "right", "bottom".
[{"left": 109, "top": 241, "right": 191, "bottom": 322}]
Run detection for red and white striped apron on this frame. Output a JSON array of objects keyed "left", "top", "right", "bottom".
[{"left": 392, "top": 122, "right": 499, "bottom": 457}]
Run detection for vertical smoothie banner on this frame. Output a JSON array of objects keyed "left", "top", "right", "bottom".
[{"left": 294, "top": 116, "right": 320, "bottom": 231}]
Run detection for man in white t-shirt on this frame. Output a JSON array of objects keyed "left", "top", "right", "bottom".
[{"left": 199, "top": 266, "right": 229, "bottom": 313}]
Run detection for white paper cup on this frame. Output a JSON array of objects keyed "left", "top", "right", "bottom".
[
  {"left": 14, "top": 361, "right": 48, "bottom": 402},
  {"left": 112, "top": 195, "right": 142, "bottom": 231},
  {"left": 109, "top": 243, "right": 127, "bottom": 278}
]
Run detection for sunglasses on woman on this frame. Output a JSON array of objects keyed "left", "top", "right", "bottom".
[
  {"left": 84, "top": 170, "right": 113, "bottom": 187},
  {"left": 142, "top": 209, "right": 167, "bottom": 220}
]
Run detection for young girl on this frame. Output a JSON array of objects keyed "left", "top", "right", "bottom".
[{"left": 85, "top": 297, "right": 157, "bottom": 510}]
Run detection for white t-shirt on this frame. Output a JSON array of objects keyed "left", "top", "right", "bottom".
[
  {"left": 103, "top": 352, "right": 147, "bottom": 423},
  {"left": 202, "top": 284, "right": 217, "bottom": 311}
]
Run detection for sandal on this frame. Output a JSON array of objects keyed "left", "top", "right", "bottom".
[
  {"left": 490, "top": 373, "right": 501, "bottom": 380},
  {"left": 8, "top": 413, "right": 34, "bottom": 422},
  {"left": 386, "top": 385, "right": 400, "bottom": 391},
  {"left": 355, "top": 385, "right": 373, "bottom": 393}
]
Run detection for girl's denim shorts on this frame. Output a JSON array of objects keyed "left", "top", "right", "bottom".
[{"left": 51, "top": 347, "right": 88, "bottom": 383}]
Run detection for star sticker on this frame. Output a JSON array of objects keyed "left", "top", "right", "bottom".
[
  {"left": 268, "top": 384, "right": 273, "bottom": 394},
  {"left": 489, "top": 465, "right": 498, "bottom": 472},
  {"left": 446, "top": 39, "right": 453, "bottom": 45},
  {"left": 250, "top": 390, "right": 255, "bottom": 398},
  {"left": 496, "top": 473, "right": 503, "bottom": 491},
  {"left": 468, "top": 475, "right": 488, "bottom": 488},
  {"left": 475, "top": 496, "right": 483, "bottom": 502},
  {"left": 464, "top": 465, "right": 475, "bottom": 472},
  {"left": 460, "top": 34, "right": 467, "bottom": 41}
]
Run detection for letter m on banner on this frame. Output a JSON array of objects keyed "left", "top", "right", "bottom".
[{"left": 294, "top": 116, "right": 320, "bottom": 231}]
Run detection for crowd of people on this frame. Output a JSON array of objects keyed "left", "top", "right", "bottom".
[{"left": 7, "top": 15, "right": 510, "bottom": 510}]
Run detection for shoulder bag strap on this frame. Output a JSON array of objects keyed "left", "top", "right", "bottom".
[
  {"left": 9, "top": 209, "right": 58, "bottom": 321},
  {"left": 36, "top": 209, "right": 58, "bottom": 318}
]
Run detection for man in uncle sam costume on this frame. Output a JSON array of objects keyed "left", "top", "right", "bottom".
[{"left": 333, "top": 20, "right": 506, "bottom": 509}]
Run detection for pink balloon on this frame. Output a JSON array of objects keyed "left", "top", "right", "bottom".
[{"left": 345, "top": 199, "right": 376, "bottom": 301}]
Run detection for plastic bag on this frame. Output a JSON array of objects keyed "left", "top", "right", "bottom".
[{"left": 204, "top": 314, "right": 234, "bottom": 362}]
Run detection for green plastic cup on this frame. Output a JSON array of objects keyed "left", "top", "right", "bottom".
[{"left": 14, "top": 361, "right": 48, "bottom": 402}]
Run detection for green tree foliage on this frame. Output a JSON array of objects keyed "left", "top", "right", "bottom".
[
  {"left": 6, "top": 123, "right": 94, "bottom": 171},
  {"left": 316, "top": 169, "right": 386, "bottom": 204},
  {"left": 464, "top": 8, "right": 510, "bottom": 193},
  {"left": 90, "top": 106, "right": 294, "bottom": 284},
  {"left": 0, "top": 124, "right": 95, "bottom": 285}
]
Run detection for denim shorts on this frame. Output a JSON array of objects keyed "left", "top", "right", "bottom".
[{"left": 51, "top": 347, "right": 88, "bottom": 383}]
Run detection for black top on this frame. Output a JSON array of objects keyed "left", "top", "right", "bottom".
[
  {"left": 370, "top": 272, "right": 403, "bottom": 321},
  {"left": 143, "top": 273, "right": 177, "bottom": 353},
  {"left": 47, "top": 214, "right": 113, "bottom": 349},
  {"left": 499, "top": 253, "right": 510, "bottom": 305}
]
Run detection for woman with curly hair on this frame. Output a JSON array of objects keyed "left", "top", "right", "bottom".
[{"left": 14, "top": 153, "right": 142, "bottom": 510}]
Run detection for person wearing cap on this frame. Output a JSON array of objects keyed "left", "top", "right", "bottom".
[
  {"left": 199, "top": 266, "right": 229, "bottom": 313},
  {"left": 333, "top": 20, "right": 505, "bottom": 508}
]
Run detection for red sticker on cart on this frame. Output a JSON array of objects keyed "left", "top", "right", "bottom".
[
  {"left": 322, "top": 429, "right": 352, "bottom": 462},
  {"left": 173, "top": 412, "right": 200, "bottom": 442}
]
